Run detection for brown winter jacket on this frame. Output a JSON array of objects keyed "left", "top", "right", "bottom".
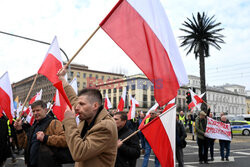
[
  {"left": 62, "top": 84, "right": 118, "bottom": 167},
  {"left": 17, "top": 119, "right": 67, "bottom": 149}
]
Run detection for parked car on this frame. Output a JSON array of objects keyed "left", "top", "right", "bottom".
[{"left": 230, "top": 121, "right": 250, "bottom": 136}]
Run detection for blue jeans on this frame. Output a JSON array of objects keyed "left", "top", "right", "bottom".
[
  {"left": 219, "top": 140, "right": 230, "bottom": 158},
  {"left": 142, "top": 140, "right": 160, "bottom": 167},
  {"left": 138, "top": 132, "right": 146, "bottom": 149}
]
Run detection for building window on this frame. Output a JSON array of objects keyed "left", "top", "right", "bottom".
[
  {"left": 182, "top": 90, "right": 185, "bottom": 96},
  {"left": 83, "top": 82, "right": 86, "bottom": 88},
  {"left": 77, "top": 82, "right": 80, "bottom": 88},
  {"left": 132, "top": 85, "right": 136, "bottom": 90},
  {"left": 103, "top": 90, "right": 106, "bottom": 94},
  {"left": 143, "top": 84, "right": 147, "bottom": 90},
  {"left": 151, "top": 85, "right": 154, "bottom": 91},
  {"left": 119, "top": 87, "right": 123, "bottom": 92},
  {"left": 102, "top": 76, "right": 104, "bottom": 80},
  {"left": 96, "top": 75, "right": 98, "bottom": 79},
  {"left": 108, "top": 89, "right": 111, "bottom": 93},
  {"left": 114, "top": 88, "right": 117, "bottom": 93},
  {"left": 83, "top": 73, "right": 86, "bottom": 78},
  {"left": 70, "top": 71, "right": 74, "bottom": 77},
  {"left": 89, "top": 74, "right": 92, "bottom": 78},
  {"left": 178, "top": 90, "right": 180, "bottom": 95},
  {"left": 77, "top": 72, "right": 80, "bottom": 77},
  {"left": 126, "top": 85, "right": 129, "bottom": 90},
  {"left": 143, "top": 95, "right": 148, "bottom": 108},
  {"left": 113, "top": 97, "right": 117, "bottom": 107}
]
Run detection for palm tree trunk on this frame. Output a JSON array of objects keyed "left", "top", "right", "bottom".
[{"left": 199, "top": 51, "right": 207, "bottom": 112}]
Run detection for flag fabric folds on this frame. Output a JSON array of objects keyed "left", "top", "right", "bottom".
[
  {"left": 188, "top": 89, "right": 205, "bottom": 110},
  {"left": 127, "top": 95, "right": 139, "bottom": 120},
  {"left": 0, "top": 72, "right": 15, "bottom": 123},
  {"left": 104, "top": 94, "right": 112, "bottom": 110},
  {"left": 138, "top": 102, "right": 159, "bottom": 129},
  {"left": 38, "top": 36, "right": 72, "bottom": 109},
  {"left": 100, "top": 0, "right": 188, "bottom": 106},
  {"left": 52, "top": 77, "right": 77, "bottom": 121},
  {"left": 117, "top": 87, "right": 126, "bottom": 111},
  {"left": 163, "top": 98, "right": 175, "bottom": 112},
  {"left": 140, "top": 105, "right": 176, "bottom": 167}
]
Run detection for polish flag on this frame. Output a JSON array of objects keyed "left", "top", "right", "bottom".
[
  {"left": 138, "top": 102, "right": 159, "bottom": 130},
  {"left": 141, "top": 105, "right": 176, "bottom": 167},
  {"left": 38, "top": 36, "right": 72, "bottom": 109},
  {"left": 129, "top": 95, "right": 139, "bottom": 107},
  {"left": 0, "top": 72, "right": 14, "bottom": 123},
  {"left": 163, "top": 98, "right": 176, "bottom": 113},
  {"left": 117, "top": 87, "right": 126, "bottom": 112},
  {"left": 25, "top": 106, "right": 35, "bottom": 125},
  {"left": 188, "top": 89, "right": 205, "bottom": 110},
  {"left": 29, "top": 89, "right": 43, "bottom": 105},
  {"left": 100, "top": 0, "right": 188, "bottom": 106},
  {"left": 52, "top": 77, "right": 77, "bottom": 121},
  {"left": 127, "top": 95, "right": 138, "bottom": 120},
  {"left": 104, "top": 94, "right": 112, "bottom": 110}
]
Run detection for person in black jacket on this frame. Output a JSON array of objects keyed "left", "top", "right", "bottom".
[
  {"left": 176, "top": 113, "right": 187, "bottom": 167},
  {"left": 0, "top": 114, "right": 11, "bottom": 167},
  {"left": 113, "top": 112, "right": 140, "bottom": 167}
]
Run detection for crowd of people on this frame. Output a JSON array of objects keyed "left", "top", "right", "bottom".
[{"left": 0, "top": 67, "right": 232, "bottom": 167}]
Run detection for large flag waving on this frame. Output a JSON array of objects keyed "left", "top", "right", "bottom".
[
  {"left": 100, "top": 0, "right": 188, "bottom": 106},
  {"left": 141, "top": 105, "right": 176, "bottom": 167},
  {"left": 0, "top": 72, "right": 14, "bottom": 123},
  {"left": 163, "top": 98, "right": 176, "bottom": 113},
  {"left": 38, "top": 36, "right": 72, "bottom": 109},
  {"left": 117, "top": 87, "right": 126, "bottom": 111},
  {"left": 29, "top": 89, "right": 43, "bottom": 105}
]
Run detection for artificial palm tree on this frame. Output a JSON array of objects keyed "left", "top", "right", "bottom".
[{"left": 180, "top": 12, "right": 225, "bottom": 111}]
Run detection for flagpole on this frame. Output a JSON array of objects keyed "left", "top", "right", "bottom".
[
  {"left": 65, "top": 26, "right": 101, "bottom": 67},
  {"left": 20, "top": 73, "right": 39, "bottom": 116},
  {"left": 121, "top": 129, "right": 140, "bottom": 143}
]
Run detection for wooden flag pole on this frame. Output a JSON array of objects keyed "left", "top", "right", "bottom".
[
  {"left": 65, "top": 26, "right": 101, "bottom": 67},
  {"left": 20, "top": 73, "right": 39, "bottom": 115},
  {"left": 121, "top": 129, "right": 140, "bottom": 143}
]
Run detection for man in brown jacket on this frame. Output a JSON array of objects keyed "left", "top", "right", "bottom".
[
  {"left": 58, "top": 67, "right": 118, "bottom": 167},
  {"left": 14, "top": 100, "right": 67, "bottom": 167}
]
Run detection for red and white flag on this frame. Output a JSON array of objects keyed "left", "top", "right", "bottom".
[
  {"left": 163, "top": 98, "right": 176, "bottom": 113},
  {"left": 52, "top": 77, "right": 77, "bottom": 121},
  {"left": 117, "top": 87, "right": 126, "bottom": 111},
  {"left": 104, "top": 94, "right": 112, "bottom": 110},
  {"left": 0, "top": 72, "right": 15, "bottom": 123},
  {"left": 29, "top": 89, "right": 43, "bottom": 105},
  {"left": 130, "top": 94, "right": 139, "bottom": 107},
  {"left": 127, "top": 95, "right": 139, "bottom": 120},
  {"left": 188, "top": 89, "right": 205, "bottom": 110},
  {"left": 138, "top": 102, "right": 159, "bottom": 129},
  {"left": 100, "top": 0, "right": 188, "bottom": 106},
  {"left": 70, "top": 77, "right": 78, "bottom": 94},
  {"left": 38, "top": 36, "right": 72, "bottom": 109},
  {"left": 141, "top": 105, "right": 176, "bottom": 167}
]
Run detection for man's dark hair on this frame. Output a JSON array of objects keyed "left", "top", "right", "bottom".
[
  {"left": 78, "top": 88, "right": 102, "bottom": 105},
  {"left": 114, "top": 112, "right": 127, "bottom": 121},
  {"left": 31, "top": 100, "right": 47, "bottom": 109}
]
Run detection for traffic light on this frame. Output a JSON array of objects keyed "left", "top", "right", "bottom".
[{"left": 186, "top": 92, "right": 192, "bottom": 104}]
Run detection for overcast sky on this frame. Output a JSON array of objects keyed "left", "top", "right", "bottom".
[{"left": 1, "top": 0, "right": 250, "bottom": 90}]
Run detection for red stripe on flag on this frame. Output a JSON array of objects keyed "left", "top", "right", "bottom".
[
  {"left": 141, "top": 116, "right": 174, "bottom": 167},
  {"left": 100, "top": 0, "right": 179, "bottom": 106},
  {"left": 117, "top": 98, "right": 124, "bottom": 112},
  {"left": 0, "top": 88, "right": 13, "bottom": 123}
]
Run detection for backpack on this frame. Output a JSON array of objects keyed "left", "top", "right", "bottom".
[{"left": 39, "top": 117, "right": 74, "bottom": 164}]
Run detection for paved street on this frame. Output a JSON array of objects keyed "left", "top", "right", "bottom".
[{"left": 4, "top": 134, "right": 250, "bottom": 167}]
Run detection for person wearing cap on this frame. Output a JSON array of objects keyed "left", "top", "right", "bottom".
[{"left": 195, "top": 111, "right": 208, "bottom": 164}]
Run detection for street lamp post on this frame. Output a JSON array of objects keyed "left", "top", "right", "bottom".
[{"left": 0, "top": 30, "right": 70, "bottom": 71}]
